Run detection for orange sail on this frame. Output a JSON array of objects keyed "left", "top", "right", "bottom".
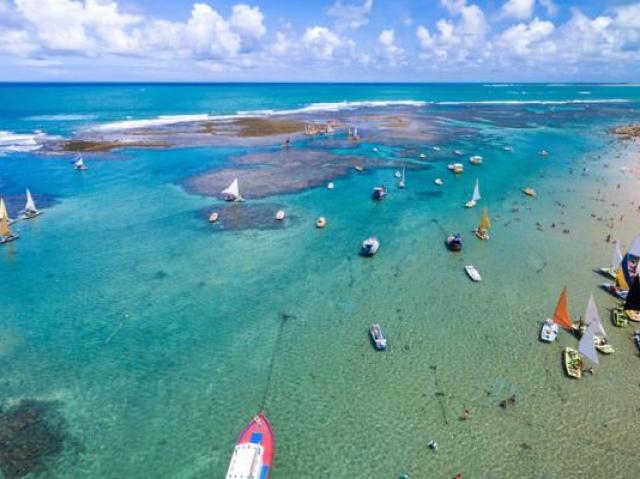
[{"left": 553, "top": 287, "right": 573, "bottom": 330}]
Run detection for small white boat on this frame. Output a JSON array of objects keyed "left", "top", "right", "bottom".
[
  {"left": 74, "top": 155, "right": 88, "bottom": 170},
  {"left": 540, "top": 150, "right": 549, "bottom": 157},
  {"left": 221, "top": 178, "right": 243, "bottom": 202},
  {"left": 398, "top": 167, "right": 405, "bottom": 189},
  {"left": 504, "top": 146, "right": 514, "bottom": 152},
  {"left": 454, "top": 150, "right": 463, "bottom": 156},
  {"left": 275, "top": 210, "right": 285, "bottom": 221},
  {"left": 369, "top": 323, "right": 387, "bottom": 350},
  {"left": 372, "top": 147, "right": 379, "bottom": 152},
  {"left": 465, "top": 179, "right": 481, "bottom": 208},
  {"left": 360, "top": 237, "right": 379, "bottom": 257},
  {"left": 540, "top": 319, "right": 558, "bottom": 343},
  {"left": 22, "top": 189, "right": 43, "bottom": 219},
  {"left": 434, "top": 178, "right": 444, "bottom": 186},
  {"left": 394, "top": 171, "right": 402, "bottom": 178},
  {"left": 464, "top": 264, "right": 481, "bottom": 282},
  {"left": 419, "top": 153, "right": 426, "bottom": 159},
  {"left": 469, "top": 155, "right": 483, "bottom": 165},
  {"left": 208, "top": 211, "right": 219, "bottom": 223},
  {"left": 327, "top": 182, "right": 335, "bottom": 190},
  {"left": 432, "top": 146, "right": 441, "bottom": 151},
  {"left": 447, "top": 163, "right": 464, "bottom": 174},
  {"left": 316, "top": 217, "right": 327, "bottom": 228}
]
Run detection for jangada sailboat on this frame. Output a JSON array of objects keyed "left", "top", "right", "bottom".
[
  {"left": 465, "top": 179, "right": 481, "bottom": 208},
  {"left": 73, "top": 155, "right": 88, "bottom": 170},
  {"left": 583, "top": 294, "right": 614, "bottom": 354},
  {"left": 541, "top": 287, "right": 571, "bottom": 343},
  {"left": 221, "top": 178, "right": 243, "bottom": 202},
  {"left": 598, "top": 240, "right": 623, "bottom": 279},
  {"left": 0, "top": 196, "right": 14, "bottom": 225},
  {"left": 0, "top": 198, "right": 19, "bottom": 245},
  {"left": 22, "top": 189, "right": 43, "bottom": 219},
  {"left": 474, "top": 207, "right": 491, "bottom": 240}
]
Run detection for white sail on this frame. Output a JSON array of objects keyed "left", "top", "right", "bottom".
[
  {"left": 0, "top": 198, "right": 9, "bottom": 222},
  {"left": 222, "top": 178, "right": 240, "bottom": 199},
  {"left": 74, "top": 156, "right": 84, "bottom": 167},
  {"left": 578, "top": 321, "right": 599, "bottom": 365},
  {"left": 628, "top": 235, "right": 640, "bottom": 258},
  {"left": 25, "top": 189, "right": 36, "bottom": 212},
  {"left": 611, "top": 241, "right": 623, "bottom": 274},
  {"left": 584, "top": 294, "right": 606, "bottom": 337},
  {"left": 471, "top": 179, "right": 481, "bottom": 202}
]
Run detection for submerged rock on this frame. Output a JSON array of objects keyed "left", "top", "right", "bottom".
[{"left": 0, "top": 399, "right": 69, "bottom": 479}]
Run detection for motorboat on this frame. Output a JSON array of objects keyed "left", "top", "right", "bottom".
[
  {"left": 327, "top": 182, "right": 335, "bottom": 189},
  {"left": 225, "top": 413, "right": 274, "bottom": 479},
  {"left": 434, "top": 178, "right": 444, "bottom": 186},
  {"left": 316, "top": 217, "right": 327, "bottom": 228},
  {"left": 522, "top": 188, "right": 537, "bottom": 198},
  {"left": 464, "top": 264, "right": 481, "bottom": 282},
  {"left": 275, "top": 210, "right": 285, "bottom": 221},
  {"left": 453, "top": 149, "right": 463, "bottom": 156},
  {"left": 208, "top": 211, "right": 219, "bottom": 223},
  {"left": 539, "top": 319, "right": 558, "bottom": 342},
  {"left": 372, "top": 186, "right": 387, "bottom": 200},
  {"left": 469, "top": 155, "right": 483, "bottom": 165},
  {"left": 369, "top": 323, "right": 387, "bottom": 350},
  {"left": 446, "top": 233, "right": 462, "bottom": 252},
  {"left": 360, "top": 237, "right": 380, "bottom": 257},
  {"left": 447, "top": 163, "right": 464, "bottom": 174}
]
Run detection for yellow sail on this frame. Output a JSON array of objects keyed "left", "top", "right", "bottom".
[
  {"left": 479, "top": 207, "right": 491, "bottom": 230},
  {"left": 616, "top": 266, "right": 629, "bottom": 291},
  {"left": 0, "top": 214, "right": 10, "bottom": 237},
  {"left": 0, "top": 198, "right": 8, "bottom": 221}
]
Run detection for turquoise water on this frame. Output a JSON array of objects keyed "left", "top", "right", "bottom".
[{"left": 2, "top": 84, "right": 640, "bottom": 478}]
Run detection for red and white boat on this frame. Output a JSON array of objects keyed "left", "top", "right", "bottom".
[{"left": 225, "top": 413, "right": 274, "bottom": 479}]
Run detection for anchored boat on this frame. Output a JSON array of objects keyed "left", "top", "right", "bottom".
[
  {"left": 598, "top": 241, "right": 623, "bottom": 279},
  {"left": 542, "top": 287, "right": 571, "bottom": 343},
  {"left": 469, "top": 155, "right": 483, "bottom": 165},
  {"left": 372, "top": 186, "right": 387, "bottom": 200},
  {"left": 222, "top": 178, "right": 243, "bottom": 202},
  {"left": 464, "top": 264, "right": 481, "bottom": 282},
  {"left": 465, "top": 179, "right": 481, "bottom": 208},
  {"left": 474, "top": 208, "right": 491, "bottom": 240},
  {"left": 446, "top": 233, "right": 462, "bottom": 252},
  {"left": 73, "top": 155, "right": 88, "bottom": 170},
  {"left": 225, "top": 413, "right": 274, "bottom": 479},
  {"left": 369, "top": 323, "right": 387, "bottom": 350},
  {"left": 22, "top": 189, "right": 43, "bottom": 219},
  {"left": 0, "top": 198, "right": 19, "bottom": 245},
  {"left": 563, "top": 347, "right": 583, "bottom": 379},
  {"left": 360, "top": 237, "right": 379, "bottom": 257}
]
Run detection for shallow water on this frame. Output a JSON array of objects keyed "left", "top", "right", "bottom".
[{"left": 1, "top": 84, "right": 640, "bottom": 478}]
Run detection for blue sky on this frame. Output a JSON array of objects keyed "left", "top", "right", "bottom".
[{"left": 0, "top": 0, "right": 639, "bottom": 81}]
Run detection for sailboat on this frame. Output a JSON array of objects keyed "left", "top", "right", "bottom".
[
  {"left": 0, "top": 198, "right": 19, "bottom": 244},
  {"left": 465, "top": 179, "right": 481, "bottom": 208},
  {"left": 474, "top": 207, "right": 491, "bottom": 240},
  {"left": 74, "top": 155, "right": 88, "bottom": 170},
  {"left": 22, "top": 189, "right": 43, "bottom": 219},
  {"left": 598, "top": 241, "right": 623, "bottom": 279},
  {"left": 583, "top": 295, "right": 614, "bottom": 354},
  {"left": 221, "top": 178, "right": 243, "bottom": 202},
  {"left": 541, "top": 287, "right": 571, "bottom": 343},
  {"left": 398, "top": 167, "right": 405, "bottom": 189},
  {"left": 0, "top": 196, "right": 14, "bottom": 225},
  {"left": 625, "top": 276, "right": 640, "bottom": 322}
]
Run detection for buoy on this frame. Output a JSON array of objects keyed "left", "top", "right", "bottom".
[{"left": 316, "top": 217, "right": 327, "bottom": 228}]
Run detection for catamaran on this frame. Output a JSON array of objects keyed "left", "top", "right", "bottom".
[
  {"left": 0, "top": 198, "right": 19, "bottom": 245},
  {"left": 225, "top": 413, "right": 274, "bottom": 479},
  {"left": 465, "top": 179, "right": 481, "bottom": 208},
  {"left": 73, "top": 155, "right": 88, "bottom": 170},
  {"left": 541, "top": 287, "right": 572, "bottom": 343},
  {"left": 221, "top": 178, "right": 243, "bottom": 202},
  {"left": 474, "top": 208, "right": 491, "bottom": 240},
  {"left": 398, "top": 167, "right": 405, "bottom": 189},
  {"left": 22, "top": 189, "right": 43, "bottom": 219}
]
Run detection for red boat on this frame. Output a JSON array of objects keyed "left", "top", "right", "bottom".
[{"left": 225, "top": 413, "right": 274, "bottom": 479}]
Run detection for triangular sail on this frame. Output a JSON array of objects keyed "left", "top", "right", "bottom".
[
  {"left": 625, "top": 277, "right": 640, "bottom": 311},
  {"left": 74, "top": 156, "right": 84, "bottom": 167},
  {"left": 479, "top": 208, "right": 490, "bottom": 230},
  {"left": 471, "top": 179, "right": 481, "bottom": 202},
  {"left": 0, "top": 197, "right": 12, "bottom": 223},
  {"left": 585, "top": 294, "right": 606, "bottom": 337},
  {"left": 25, "top": 189, "right": 36, "bottom": 212},
  {"left": 616, "top": 266, "right": 629, "bottom": 291},
  {"left": 222, "top": 178, "right": 240, "bottom": 198},
  {"left": 578, "top": 321, "right": 599, "bottom": 365},
  {"left": 611, "top": 241, "right": 623, "bottom": 274},
  {"left": 0, "top": 214, "right": 10, "bottom": 237},
  {"left": 552, "top": 287, "right": 573, "bottom": 330}
]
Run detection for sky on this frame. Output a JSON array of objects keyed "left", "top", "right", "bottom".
[{"left": 0, "top": 0, "right": 639, "bottom": 82}]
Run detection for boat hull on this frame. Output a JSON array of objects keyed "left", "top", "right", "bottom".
[
  {"left": 0, "top": 234, "right": 19, "bottom": 245},
  {"left": 563, "top": 348, "right": 583, "bottom": 379},
  {"left": 22, "top": 210, "right": 43, "bottom": 220},
  {"left": 540, "top": 319, "right": 558, "bottom": 343},
  {"left": 226, "top": 414, "right": 274, "bottom": 479}
]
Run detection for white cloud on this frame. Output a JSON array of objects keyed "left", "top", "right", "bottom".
[
  {"left": 500, "top": 0, "right": 535, "bottom": 20},
  {"left": 301, "top": 26, "right": 341, "bottom": 60},
  {"left": 377, "top": 28, "right": 404, "bottom": 66},
  {"left": 539, "top": 0, "right": 558, "bottom": 17},
  {"left": 0, "top": 28, "right": 39, "bottom": 56},
  {"left": 416, "top": 25, "right": 434, "bottom": 49},
  {"left": 230, "top": 4, "right": 266, "bottom": 44},
  {"left": 498, "top": 17, "right": 554, "bottom": 56},
  {"left": 327, "top": 0, "right": 373, "bottom": 30}
]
